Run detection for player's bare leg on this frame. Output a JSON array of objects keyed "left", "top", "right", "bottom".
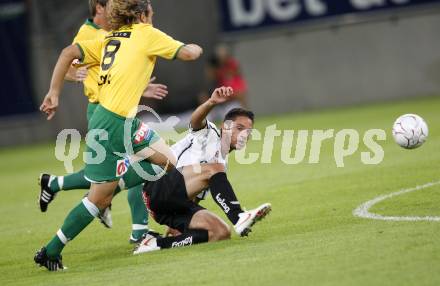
[
  {"left": 134, "top": 164, "right": 270, "bottom": 254},
  {"left": 124, "top": 139, "right": 176, "bottom": 242},
  {"left": 183, "top": 164, "right": 271, "bottom": 237},
  {"left": 87, "top": 181, "right": 118, "bottom": 209},
  {"left": 181, "top": 163, "right": 225, "bottom": 199},
  {"left": 132, "top": 138, "right": 176, "bottom": 171},
  {"left": 182, "top": 164, "right": 246, "bottom": 225},
  {"left": 189, "top": 210, "right": 231, "bottom": 242},
  {"left": 134, "top": 209, "right": 230, "bottom": 254}
]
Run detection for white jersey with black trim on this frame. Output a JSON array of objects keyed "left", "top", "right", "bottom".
[
  {"left": 172, "top": 120, "right": 227, "bottom": 169},
  {"left": 171, "top": 120, "right": 227, "bottom": 200}
]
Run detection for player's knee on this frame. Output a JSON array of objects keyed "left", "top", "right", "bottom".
[
  {"left": 202, "top": 164, "right": 225, "bottom": 180},
  {"left": 87, "top": 190, "right": 113, "bottom": 209},
  {"left": 209, "top": 222, "right": 231, "bottom": 241},
  {"left": 217, "top": 224, "right": 231, "bottom": 240},
  {"left": 91, "top": 197, "right": 111, "bottom": 210}
]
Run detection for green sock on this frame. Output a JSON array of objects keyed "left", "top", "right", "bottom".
[
  {"left": 127, "top": 184, "right": 149, "bottom": 239},
  {"left": 45, "top": 197, "right": 99, "bottom": 258},
  {"left": 48, "top": 176, "right": 61, "bottom": 193},
  {"left": 49, "top": 169, "right": 91, "bottom": 193},
  {"left": 61, "top": 169, "right": 91, "bottom": 191}
]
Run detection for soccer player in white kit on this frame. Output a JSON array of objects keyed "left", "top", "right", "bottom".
[{"left": 134, "top": 87, "right": 271, "bottom": 254}]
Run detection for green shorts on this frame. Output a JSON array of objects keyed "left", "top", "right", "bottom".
[
  {"left": 122, "top": 160, "right": 162, "bottom": 189},
  {"left": 86, "top": 102, "right": 99, "bottom": 122},
  {"left": 84, "top": 104, "right": 160, "bottom": 183}
]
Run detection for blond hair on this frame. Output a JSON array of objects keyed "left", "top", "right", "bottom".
[{"left": 109, "top": 0, "right": 150, "bottom": 30}]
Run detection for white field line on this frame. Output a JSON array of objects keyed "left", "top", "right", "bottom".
[{"left": 353, "top": 180, "right": 440, "bottom": 222}]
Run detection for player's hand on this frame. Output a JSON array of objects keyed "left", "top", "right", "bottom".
[
  {"left": 40, "top": 90, "right": 59, "bottom": 120},
  {"left": 75, "top": 67, "right": 88, "bottom": 82},
  {"left": 165, "top": 227, "right": 182, "bottom": 237},
  {"left": 209, "top": 86, "right": 233, "bottom": 105},
  {"left": 142, "top": 76, "right": 168, "bottom": 100},
  {"left": 65, "top": 60, "right": 88, "bottom": 82}
]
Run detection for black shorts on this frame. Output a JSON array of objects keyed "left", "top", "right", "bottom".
[{"left": 142, "top": 168, "right": 205, "bottom": 233}]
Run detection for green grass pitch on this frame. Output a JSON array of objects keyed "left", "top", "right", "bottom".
[{"left": 0, "top": 97, "right": 439, "bottom": 285}]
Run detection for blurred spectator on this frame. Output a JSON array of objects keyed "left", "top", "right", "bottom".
[{"left": 199, "top": 43, "right": 248, "bottom": 121}]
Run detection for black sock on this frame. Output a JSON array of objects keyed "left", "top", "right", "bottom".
[
  {"left": 209, "top": 172, "right": 243, "bottom": 225},
  {"left": 157, "top": 229, "right": 209, "bottom": 249}
]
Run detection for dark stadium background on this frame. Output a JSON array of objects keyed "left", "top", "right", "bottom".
[{"left": 1, "top": 0, "right": 439, "bottom": 146}]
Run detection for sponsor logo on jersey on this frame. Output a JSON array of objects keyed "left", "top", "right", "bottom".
[
  {"left": 171, "top": 236, "right": 193, "bottom": 248},
  {"left": 216, "top": 193, "right": 230, "bottom": 213},
  {"left": 134, "top": 123, "right": 150, "bottom": 144},
  {"left": 116, "top": 158, "right": 130, "bottom": 177},
  {"left": 106, "top": 31, "right": 132, "bottom": 39}
]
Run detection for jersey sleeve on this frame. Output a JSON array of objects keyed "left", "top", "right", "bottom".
[
  {"left": 145, "top": 28, "right": 185, "bottom": 60},
  {"left": 72, "top": 27, "right": 84, "bottom": 44},
  {"left": 71, "top": 26, "right": 89, "bottom": 67},
  {"left": 75, "top": 39, "right": 102, "bottom": 66}
]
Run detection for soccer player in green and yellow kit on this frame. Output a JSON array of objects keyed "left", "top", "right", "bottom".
[
  {"left": 37, "top": 0, "right": 166, "bottom": 244},
  {"left": 35, "top": 0, "right": 202, "bottom": 271}
]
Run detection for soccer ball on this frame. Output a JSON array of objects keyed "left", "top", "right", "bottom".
[{"left": 392, "top": 114, "right": 428, "bottom": 149}]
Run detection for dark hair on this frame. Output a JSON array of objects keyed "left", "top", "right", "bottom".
[
  {"left": 89, "top": 0, "right": 108, "bottom": 17},
  {"left": 224, "top": 108, "right": 255, "bottom": 123}
]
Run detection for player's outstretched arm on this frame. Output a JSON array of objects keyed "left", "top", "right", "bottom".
[
  {"left": 40, "top": 45, "right": 83, "bottom": 120},
  {"left": 190, "top": 87, "right": 233, "bottom": 130},
  {"left": 64, "top": 66, "right": 78, "bottom": 82},
  {"left": 176, "top": 44, "right": 203, "bottom": 61}
]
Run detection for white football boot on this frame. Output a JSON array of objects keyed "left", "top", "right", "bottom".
[
  {"left": 98, "top": 206, "right": 113, "bottom": 228},
  {"left": 234, "top": 203, "right": 272, "bottom": 237},
  {"left": 133, "top": 234, "right": 161, "bottom": 255}
]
